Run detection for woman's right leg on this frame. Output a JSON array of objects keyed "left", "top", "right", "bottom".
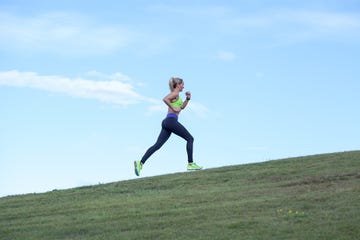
[
  {"left": 140, "top": 124, "right": 171, "bottom": 165},
  {"left": 163, "top": 118, "right": 194, "bottom": 163}
]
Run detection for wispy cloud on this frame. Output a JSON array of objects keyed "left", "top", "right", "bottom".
[
  {"left": 216, "top": 51, "right": 236, "bottom": 62},
  {"left": 0, "top": 70, "right": 209, "bottom": 117},
  {"left": 0, "top": 12, "right": 136, "bottom": 56},
  {"left": 223, "top": 9, "right": 360, "bottom": 41},
  {"left": 145, "top": 98, "right": 209, "bottom": 118},
  {"left": 186, "top": 101, "right": 209, "bottom": 118},
  {"left": 148, "top": 4, "right": 360, "bottom": 36},
  {"left": 0, "top": 70, "right": 154, "bottom": 106},
  {"left": 223, "top": 8, "right": 360, "bottom": 29},
  {"left": 285, "top": 10, "right": 360, "bottom": 30},
  {"left": 148, "top": 4, "right": 230, "bottom": 18}
]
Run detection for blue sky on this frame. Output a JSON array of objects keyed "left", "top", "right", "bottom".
[{"left": 1, "top": 0, "right": 359, "bottom": 197}]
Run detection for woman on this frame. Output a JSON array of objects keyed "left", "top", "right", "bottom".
[{"left": 134, "top": 77, "right": 202, "bottom": 176}]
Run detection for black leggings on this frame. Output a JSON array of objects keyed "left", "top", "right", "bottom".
[{"left": 140, "top": 116, "right": 194, "bottom": 164}]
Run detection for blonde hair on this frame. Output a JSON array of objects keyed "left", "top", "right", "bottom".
[{"left": 169, "top": 77, "right": 183, "bottom": 91}]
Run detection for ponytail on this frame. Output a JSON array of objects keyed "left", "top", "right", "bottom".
[{"left": 169, "top": 77, "right": 183, "bottom": 91}]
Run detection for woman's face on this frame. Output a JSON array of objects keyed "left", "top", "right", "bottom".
[{"left": 177, "top": 82, "right": 184, "bottom": 91}]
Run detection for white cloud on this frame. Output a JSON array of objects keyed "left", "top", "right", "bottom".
[
  {"left": 83, "top": 71, "right": 132, "bottom": 82},
  {"left": 146, "top": 100, "right": 209, "bottom": 118},
  {"left": 0, "top": 12, "right": 135, "bottom": 55},
  {"left": 0, "top": 70, "right": 153, "bottom": 106},
  {"left": 186, "top": 102, "right": 209, "bottom": 118},
  {"left": 148, "top": 4, "right": 230, "bottom": 18},
  {"left": 226, "top": 9, "right": 360, "bottom": 29},
  {"left": 221, "top": 9, "right": 360, "bottom": 42},
  {"left": 286, "top": 10, "right": 360, "bottom": 30},
  {"left": 146, "top": 102, "right": 165, "bottom": 115},
  {"left": 0, "top": 70, "right": 209, "bottom": 117},
  {"left": 216, "top": 51, "right": 236, "bottom": 62},
  {"left": 283, "top": 10, "right": 360, "bottom": 42},
  {"left": 255, "top": 72, "right": 264, "bottom": 79},
  {"left": 145, "top": 96, "right": 209, "bottom": 118}
]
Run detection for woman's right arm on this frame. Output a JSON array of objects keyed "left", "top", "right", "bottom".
[{"left": 163, "top": 92, "right": 181, "bottom": 113}]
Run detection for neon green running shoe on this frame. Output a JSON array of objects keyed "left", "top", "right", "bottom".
[
  {"left": 134, "top": 161, "right": 142, "bottom": 176},
  {"left": 187, "top": 162, "right": 203, "bottom": 171}
]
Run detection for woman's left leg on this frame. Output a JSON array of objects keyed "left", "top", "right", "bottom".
[{"left": 140, "top": 127, "right": 171, "bottom": 165}]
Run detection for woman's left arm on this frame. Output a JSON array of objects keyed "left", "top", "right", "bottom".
[{"left": 181, "top": 91, "right": 191, "bottom": 109}]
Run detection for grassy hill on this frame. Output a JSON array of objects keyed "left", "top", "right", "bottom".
[{"left": 0, "top": 151, "right": 359, "bottom": 240}]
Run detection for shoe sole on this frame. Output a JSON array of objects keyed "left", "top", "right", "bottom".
[
  {"left": 134, "top": 161, "right": 139, "bottom": 176},
  {"left": 187, "top": 168, "right": 203, "bottom": 171}
]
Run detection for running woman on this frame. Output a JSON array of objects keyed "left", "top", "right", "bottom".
[{"left": 134, "top": 77, "right": 202, "bottom": 176}]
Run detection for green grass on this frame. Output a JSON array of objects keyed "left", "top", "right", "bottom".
[{"left": 1, "top": 151, "right": 359, "bottom": 240}]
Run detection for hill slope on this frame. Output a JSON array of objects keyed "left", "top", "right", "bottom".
[{"left": 0, "top": 151, "right": 359, "bottom": 240}]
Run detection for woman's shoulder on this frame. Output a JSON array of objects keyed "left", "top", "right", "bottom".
[{"left": 166, "top": 91, "right": 179, "bottom": 99}]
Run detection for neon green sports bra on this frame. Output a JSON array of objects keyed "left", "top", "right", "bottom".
[{"left": 171, "top": 97, "right": 183, "bottom": 107}]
